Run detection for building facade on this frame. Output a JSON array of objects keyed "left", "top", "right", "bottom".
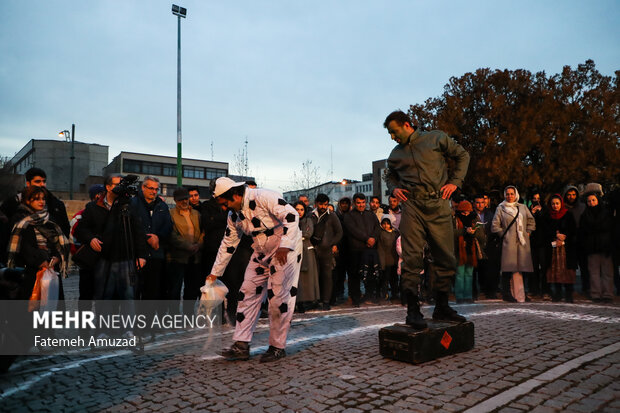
[
  {"left": 283, "top": 173, "right": 374, "bottom": 206},
  {"left": 9, "top": 139, "right": 109, "bottom": 198},
  {"left": 104, "top": 151, "right": 229, "bottom": 201}
]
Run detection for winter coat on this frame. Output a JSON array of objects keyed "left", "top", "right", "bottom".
[
  {"left": 310, "top": 209, "right": 343, "bottom": 255},
  {"left": 298, "top": 215, "right": 320, "bottom": 302},
  {"left": 344, "top": 209, "right": 380, "bottom": 252},
  {"left": 491, "top": 203, "right": 535, "bottom": 272},
  {"left": 130, "top": 192, "right": 172, "bottom": 260},
  {"left": 76, "top": 197, "right": 147, "bottom": 262},
  {"left": 168, "top": 207, "right": 203, "bottom": 264},
  {"left": 377, "top": 228, "right": 399, "bottom": 269},
  {"left": 579, "top": 204, "right": 614, "bottom": 256},
  {"left": 542, "top": 210, "right": 578, "bottom": 269}
]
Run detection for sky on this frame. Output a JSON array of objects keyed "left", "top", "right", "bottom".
[{"left": 0, "top": 0, "right": 618, "bottom": 193}]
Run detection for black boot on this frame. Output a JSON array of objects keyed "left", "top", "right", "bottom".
[
  {"left": 405, "top": 291, "right": 427, "bottom": 330},
  {"left": 432, "top": 291, "right": 466, "bottom": 322},
  {"left": 220, "top": 341, "right": 250, "bottom": 360}
]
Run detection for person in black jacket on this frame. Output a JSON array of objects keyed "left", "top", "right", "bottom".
[
  {"left": 579, "top": 192, "right": 615, "bottom": 302},
  {"left": 75, "top": 175, "right": 147, "bottom": 338},
  {"left": 344, "top": 193, "right": 380, "bottom": 307},
  {"left": 1, "top": 167, "right": 70, "bottom": 237},
  {"left": 310, "top": 193, "right": 343, "bottom": 310},
  {"left": 528, "top": 191, "right": 549, "bottom": 298},
  {"left": 130, "top": 176, "right": 172, "bottom": 303}
]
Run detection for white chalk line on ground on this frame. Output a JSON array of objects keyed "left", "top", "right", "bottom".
[
  {"left": 463, "top": 341, "right": 620, "bottom": 413},
  {"left": 1, "top": 306, "right": 617, "bottom": 399},
  {"left": 468, "top": 308, "right": 619, "bottom": 324}
]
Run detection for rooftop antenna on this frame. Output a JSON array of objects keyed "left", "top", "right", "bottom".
[
  {"left": 244, "top": 137, "right": 249, "bottom": 177},
  {"left": 330, "top": 145, "right": 334, "bottom": 181}
]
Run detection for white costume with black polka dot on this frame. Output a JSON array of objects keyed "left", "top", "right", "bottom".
[{"left": 211, "top": 188, "right": 302, "bottom": 349}]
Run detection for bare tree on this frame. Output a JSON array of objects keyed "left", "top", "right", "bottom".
[
  {"left": 290, "top": 159, "right": 321, "bottom": 192},
  {"left": 231, "top": 138, "right": 251, "bottom": 177}
]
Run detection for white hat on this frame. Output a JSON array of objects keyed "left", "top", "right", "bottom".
[{"left": 213, "top": 177, "right": 245, "bottom": 197}]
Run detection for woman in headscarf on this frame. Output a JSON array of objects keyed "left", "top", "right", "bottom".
[
  {"left": 491, "top": 186, "right": 536, "bottom": 302},
  {"left": 578, "top": 192, "right": 613, "bottom": 302},
  {"left": 7, "top": 186, "right": 70, "bottom": 303},
  {"left": 542, "top": 194, "right": 577, "bottom": 302},
  {"left": 293, "top": 202, "right": 320, "bottom": 312}
]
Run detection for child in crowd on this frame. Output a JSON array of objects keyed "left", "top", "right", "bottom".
[{"left": 378, "top": 217, "right": 400, "bottom": 303}]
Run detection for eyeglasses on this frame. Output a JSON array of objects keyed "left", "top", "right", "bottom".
[{"left": 143, "top": 185, "right": 159, "bottom": 192}]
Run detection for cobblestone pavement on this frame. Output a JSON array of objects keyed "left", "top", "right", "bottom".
[{"left": 0, "top": 274, "right": 618, "bottom": 412}]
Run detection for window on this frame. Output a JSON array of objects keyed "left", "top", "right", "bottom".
[
  {"left": 206, "top": 168, "right": 226, "bottom": 179},
  {"left": 163, "top": 164, "right": 177, "bottom": 177},
  {"left": 124, "top": 159, "right": 141, "bottom": 173},
  {"left": 142, "top": 162, "right": 161, "bottom": 175},
  {"left": 183, "top": 166, "right": 205, "bottom": 179}
]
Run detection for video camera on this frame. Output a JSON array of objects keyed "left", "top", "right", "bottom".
[{"left": 112, "top": 174, "right": 139, "bottom": 200}]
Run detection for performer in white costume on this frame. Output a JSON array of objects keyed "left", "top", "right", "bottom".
[{"left": 206, "top": 177, "right": 302, "bottom": 363}]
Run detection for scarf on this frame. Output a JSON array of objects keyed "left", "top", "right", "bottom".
[
  {"left": 548, "top": 194, "right": 568, "bottom": 220},
  {"left": 455, "top": 215, "right": 478, "bottom": 267},
  {"left": 7, "top": 207, "right": 70, "bottom": 277},
  {"left": 499, "top": 186, "right": 526, "bottom": 246}
]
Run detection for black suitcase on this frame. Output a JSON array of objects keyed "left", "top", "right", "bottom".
[{"left": 379, "top": 321, "right": 474, "bottom": 364}]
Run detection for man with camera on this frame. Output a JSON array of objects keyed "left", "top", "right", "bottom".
[
  {"left": 310, "top": 193, "right": 342, "bottom": 310},
  {"left": 76, "top": 174, "right": 147, "bottom": 337}
]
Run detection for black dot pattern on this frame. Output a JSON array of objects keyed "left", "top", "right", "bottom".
[
  {"left": 290, "top": 286, "right": 298, "bottom": 297},
  {"left": 297, "top": 254, "right": 302, "bottom": 263},
  {"left": 283, "top": 227, "right": 288, "bottom": 235},
  {"left": 257, "top": 253, "right": 265, "bottom": 260},
  {"left": 230, "top": 212, "right": 238, "bottom": 221},
  {"left": 279, "top": 303, "right": 288, "bottom": 314},
  {"left": 265, "top": 228, "right": 274, "bottom": 236},
  {"left": 249, "top": 200, "right": 256, "bottom": 210},
  {"left": 267, "top": 289, "right": 274, "bottom": 300},
  {"left": 226, "top": 246, "right": 236, "bottom": 254},
  {"left": 270, "top": 265, "right": 276, "bottom": 275},
  {"left": 238, "top": 212, "right": 245, "bottom": 220},
  {"left": 251, "top": 217, "right": 261, "bottom": 228},
  {"left": 238, "top": 291, "right": 245, "bottom": 301},
  {"left": 256, "top": 267, "right": 265, "bottom": 275},
  {"left": 278, "top": 199, "right": 287, "bottom": 206},
  {"left": 285, "top": 213, "right": 296, "bottom": 223},
  {"left": 236, "top": 312, "right": 245, "bottom": 323},
  {"left": 256, "top": 286, "right": 263, "bottom": 295},
  {"left": 225, "top": 228, "right": 231, "bottom": 236}
]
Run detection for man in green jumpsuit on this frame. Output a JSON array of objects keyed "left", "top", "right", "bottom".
[{"left": 384, "top": 110, "right": 470, "bottom": 329}]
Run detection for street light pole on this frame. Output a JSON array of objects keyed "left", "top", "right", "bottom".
[
  {"left": 172, "top": 4, "right": 187, "bottom": 187},
  {"left": 58, "top": 125, "right": 75, "bottom": 200}
]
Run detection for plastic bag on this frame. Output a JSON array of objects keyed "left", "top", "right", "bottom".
[
  {"left": 510, "top": 272, "right": 525, "bottom": 303},
  {"left": 197, "top": 279, "right": 229, "bottom": 318},
  {"left": 28, "top": 268, "right": 45, "bottom": 312},
  {"left": 39, "top": 268, "right": 60, "bottom": 311}
]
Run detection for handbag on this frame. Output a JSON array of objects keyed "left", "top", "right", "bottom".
[{"left": 72, "top": 244, "right": 100, "bottom": 270}]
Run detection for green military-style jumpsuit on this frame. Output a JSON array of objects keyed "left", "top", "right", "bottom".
[{"left": 386, "top": 128, "right": 470, "bottom": 295}]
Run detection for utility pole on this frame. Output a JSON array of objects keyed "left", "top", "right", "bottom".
[{"left": 172, "top": 4, "right": 187, "bottom": 187}]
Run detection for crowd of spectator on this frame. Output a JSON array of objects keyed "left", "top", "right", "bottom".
[{"left": 1, "top": 168, "right": 618, "bottom": 345}]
